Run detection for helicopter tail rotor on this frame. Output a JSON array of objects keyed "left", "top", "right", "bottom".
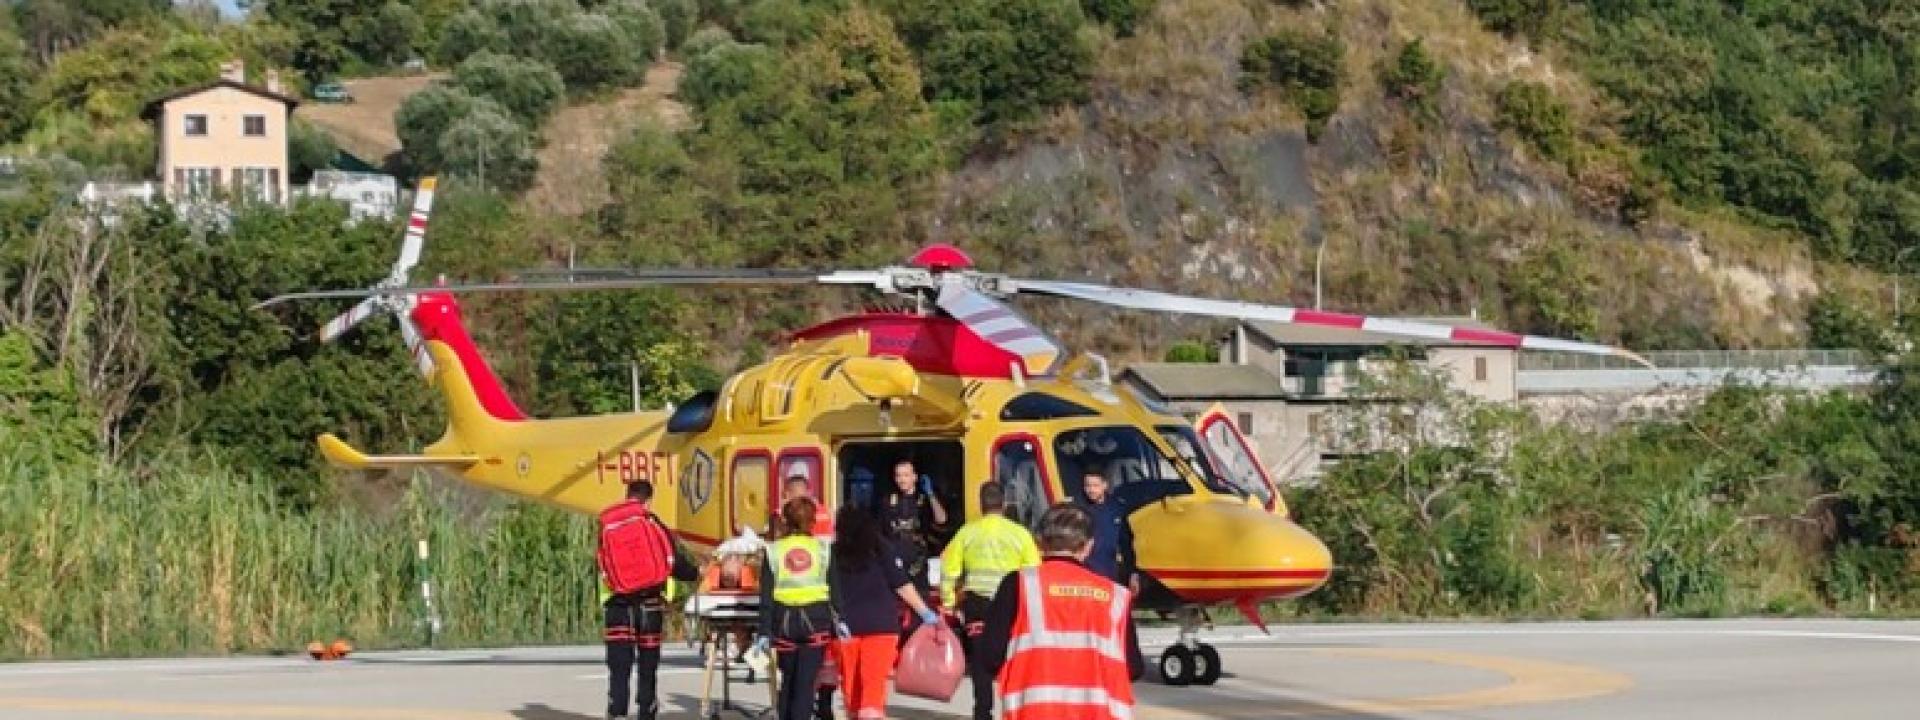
[{"left": 313, "top": 177, "right": 441, "bottom": 377}]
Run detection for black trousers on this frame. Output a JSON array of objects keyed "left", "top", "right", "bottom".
[
  {"left": 605, "top": 593, "right": 666, "bottom": 719},
  {"left": 959, "top": 593, "right": 995, "bottom": 720},
  {"left": 771, "top": 602, "right": 832, "bottom": 720}
]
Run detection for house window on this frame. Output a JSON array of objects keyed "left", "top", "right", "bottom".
[
  {"left": 1237, "top": 412, "right": 1255, "bottom": 435},
  {"left": 235, "top": 167, "right": 280, "bottom": 202},
  {"left": 1474, "top": 356, "right": 1488, "bottom": 382},
  {"left": 243, "top": 115, "right": 266, "bottom": 137},
  {"left": 176, "top": 167, "right": 217, "bottom": 198},
  {"left": 183, "top": 114, "right": 208, "bottom": 137}
]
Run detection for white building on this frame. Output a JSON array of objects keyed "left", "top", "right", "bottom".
[{"left": 299, "top": 170, "right": 400, "bottom": 223}]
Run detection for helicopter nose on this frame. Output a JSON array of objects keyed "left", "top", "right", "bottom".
[{"left": 1130, "top": 496, "right": 1332, "bottom": 603}]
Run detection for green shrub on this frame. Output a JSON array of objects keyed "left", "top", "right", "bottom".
[
  {"left": 552, "top": 12, "right": 649, "bottom": 90},
  {"left": 437, "top": 105, "right": 540, "bottom": 192},
  {"left": 604, "top": 0, "right": 668, "bottom": 62},
  {"left": 1466, "top": 0, "right": 1562, "bottom": 39},
  {"left": 737, "top": 0, "right": 834, "bottom": 46},
  {"left": 677, "top": 40, "right": 782, "bottom": 113},
  {"left": 395, "top": 84, "right": 484, "bottom": 171},
  {"left": 434, "top": 9, "right": 507, "bottom": 65},
  {"left": 1240, "top": 29, "right": 1344, "bottom": 139},
  {"left": 656, "top": 0, "right": 698, "bottom": 49},
  {"left": 682, "top": 25, "right": 736, "bottom": 56},
  {"left": 890, "top": 0, "right": 1095, "bottom": 127},
  {"left": 288, "top": 119, "right": 340, "bottom": 182},
  {"left": 0, "top": 30, "right": 29, "bottom": 142},
  {"left": 1162, "top": 341, "right": 1217, "bottom": 363},
  {"left": 1380, "top": 38, "right": 1444, "bottom": 124},
  {"left": 361, "top": 1, "right": 424, "bottom": 65},
  {"left": 1806, "top": 293, "right": 1890, "bottom": 355},
  {"left": 454, "top": 51, "right": 568, "bottom": 126},
  {"left": 1495, "top": 80, "right": 1573, "bottom": 163},
  {"left": 1081, "top": 0, "right": 1155, "bottom": 37},
  {"left": 1504, "top": 239, "right": 1599, "bottom": 339}
]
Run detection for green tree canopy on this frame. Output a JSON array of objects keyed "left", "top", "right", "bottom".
[{"left": 453, "top": 51, "right": 567, "bottom": 126}]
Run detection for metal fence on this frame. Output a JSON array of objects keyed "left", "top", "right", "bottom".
[{"left": 1519, "top": 348, "right": 1874, "bottom": 371}]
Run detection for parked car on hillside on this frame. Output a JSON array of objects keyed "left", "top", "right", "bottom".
[{"left": 310, "top": 81, "right": 354, "bottom": 103}]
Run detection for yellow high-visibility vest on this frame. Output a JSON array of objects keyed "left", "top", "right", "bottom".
[
  {"left": 768, "top": 535, "right": 830, "bottom": 605},
  {"left": 940, "top": 514, "right": 1040, "bottom": 607}
]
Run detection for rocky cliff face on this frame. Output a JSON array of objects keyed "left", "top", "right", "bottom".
[{"left": 914, "top": 0, "right": 1865, "bottom": 361}]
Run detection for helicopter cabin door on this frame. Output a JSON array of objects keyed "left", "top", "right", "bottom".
[{"left": 1194, "top": 403, "right": 1283, "bottom": 514}]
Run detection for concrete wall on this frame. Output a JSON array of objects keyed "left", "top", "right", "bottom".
[
  {"left": 1428, "top": 346, "right": 1518, "bottom": 403},
  {"left": 158, "top": 87, "right": 289, "bottom": 202}
]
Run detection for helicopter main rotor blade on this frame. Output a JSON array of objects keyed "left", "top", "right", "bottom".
[
  {"left": 1015, "top": 278, "right": 1652, "bottom": 367},
  {"left": 252, "top": 270, "right": 888, "bottom": 310}
]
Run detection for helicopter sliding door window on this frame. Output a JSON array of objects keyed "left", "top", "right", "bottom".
[
  {"left": 1197, "top": 413, "right": 1278, "bottom": 510},
  {"left": 776, "top": 448, "right": 824, "bottom": 505},
  {"left": 991, "top": 434, "right": 1053, "bottom": 530},
  {"left": 730, "top": 450, "right": 772, "bottom": 534}
]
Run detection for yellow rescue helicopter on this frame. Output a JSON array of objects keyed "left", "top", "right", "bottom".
[{"left": 259, "top": 179, "right": 1647, "bottom": 685}]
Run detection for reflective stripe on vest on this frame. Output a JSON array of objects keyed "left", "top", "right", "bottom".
[
  {"left": 958, "top": 517, "right": 1032, "bottom": 597},
  {"left": 1000, "top": 685, "right": 1134, "bottom": 720},
  {"left": 768, "top": 536, "right": 830, "bottom": 605},
  {"left": 998, "top": 563, "right": 1135, "bottom": 720}
]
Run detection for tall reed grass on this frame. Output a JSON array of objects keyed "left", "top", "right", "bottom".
[{"left": 0, "top": 438, "right": 599, "bottom": 661}]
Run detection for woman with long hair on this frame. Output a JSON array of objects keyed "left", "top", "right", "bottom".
[
  {"left": 757, "top": 497, "right": 835, "bottom": 720},
  {"left": 828, "top": 505, "right": 938, "bottom": 718}
]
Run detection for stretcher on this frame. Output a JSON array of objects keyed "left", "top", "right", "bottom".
[{"left": 684, "top": 535, "right": 768, "bottom": 719}]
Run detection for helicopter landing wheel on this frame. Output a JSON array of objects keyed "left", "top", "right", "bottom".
[
  {"left": 1158, "top": 645, "right": 1194, "bottom": 686},
  {"left": 1192, "top": 643, "right": 1222, "bottom": 685}
]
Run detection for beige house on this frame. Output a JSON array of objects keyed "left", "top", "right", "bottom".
[
  {"left": 1219, "top": 317, "right": 1518, "bottom": 403},
  {"left": 140, "top": 60, "right": 299, "bottom": 204},
  {"left": 1120, "top": 318, "right": 1521, "bottom": 485}
]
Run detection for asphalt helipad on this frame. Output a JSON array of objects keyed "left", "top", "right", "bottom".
[{"left": 2, "top": 619, "right": 1917, "bottom": 719}]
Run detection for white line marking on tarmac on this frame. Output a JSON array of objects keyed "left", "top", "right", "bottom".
[{"left": 1197, "top": 628, "right": 1920, "bottom": 644}]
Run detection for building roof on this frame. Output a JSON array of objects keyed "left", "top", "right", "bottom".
[
  {"left": 140, "top": 79, "right": 300, "bottom": 120},
  {"left": 1120, "top": 363, "right": 1289, "bottom": 401},
  {"left": 1244, "top": 316, "right": 1510, "bottom": 349}
]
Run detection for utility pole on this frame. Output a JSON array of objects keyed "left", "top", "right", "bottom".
[{"left": 1313, "top": 238, "right": 1326, "bottom": 309}]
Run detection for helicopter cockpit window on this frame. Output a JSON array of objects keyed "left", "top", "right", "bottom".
[
  {"left": 1000, "top": 393, "right": 1101, "bottom": 422},
  {"left": 1154, "top": 425, "right": 1237, "bottom": 496},
  {"left": 992, "top": 436, "right": 1051, "bottom": 530},
  {"left": 1197, "top": 417, "right": 1276, "bottom": 507},
  {"left": 1054, "top": 426, "right": 1230, "bottom": 505}
]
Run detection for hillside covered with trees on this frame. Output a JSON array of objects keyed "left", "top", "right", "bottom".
[{"left": 4, "top": 0, "right": 1920, "bottom": 659}]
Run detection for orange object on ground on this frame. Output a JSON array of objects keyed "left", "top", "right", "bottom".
[
  {"left": 330, "top": 640, "right": 353, "bottom": 658},
  {"left": 307, "top": 642, "right": 326, "bottom": 660},
  {"left": 833, "top": 634, "right": 900, "bottom": 719}
]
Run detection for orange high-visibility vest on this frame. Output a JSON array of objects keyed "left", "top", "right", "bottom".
[{"left": 996, "top": 560, "right": 1136, "bottom": 720}]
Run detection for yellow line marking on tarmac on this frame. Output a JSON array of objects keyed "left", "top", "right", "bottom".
[
  {"left": 1136, "top": 647, "right": 1634, "bottom": 719},
  {"left": 0, "top": 697, "right": 506, "bottom": 720}
]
